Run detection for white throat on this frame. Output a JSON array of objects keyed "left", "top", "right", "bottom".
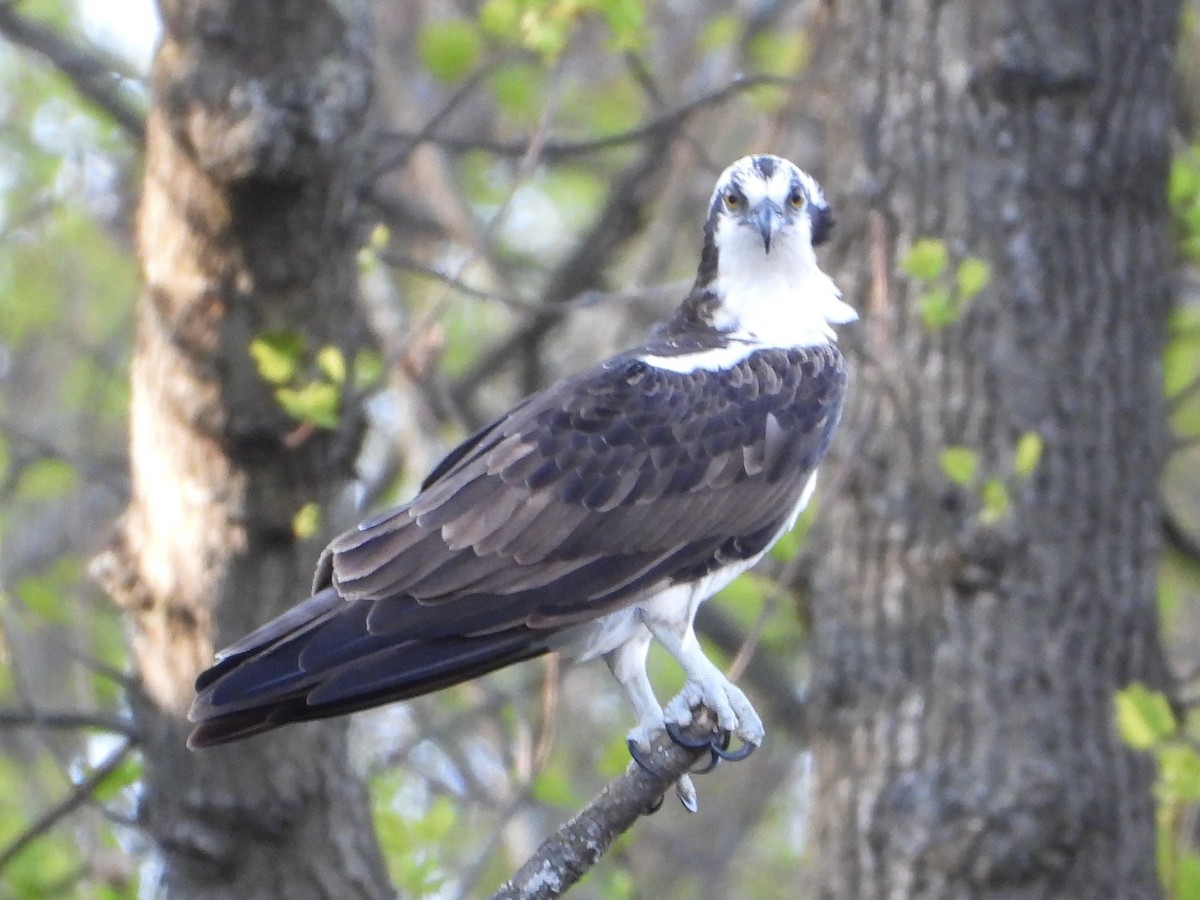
[{"left": 710, "top": 215, "right": 856, "bottom": 347}]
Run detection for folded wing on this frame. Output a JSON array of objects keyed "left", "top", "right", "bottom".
[{"left": 188, "top": 344, "right": 845, "bottom": 748}]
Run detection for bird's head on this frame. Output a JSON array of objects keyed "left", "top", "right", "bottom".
[
  {"left": 687, "top": 155, "right": 854, "bottom": 343},
  {"left": 708, "top": 154, "right": 832, "bottom": 257}
]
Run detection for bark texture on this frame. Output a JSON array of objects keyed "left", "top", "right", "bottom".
[
  {"left": 93, "top": 1, "right": 390, "bottom": 896},
  {"left": 806, "top": 2, "right": 1178, "bottom": 897}
]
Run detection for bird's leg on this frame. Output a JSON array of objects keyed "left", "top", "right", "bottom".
[
  {"left": 605, "top": 632, "right": 665, "bottom": 771},
  {"left": 606, "top": 635, "right": 705, "bottom": 812},
  {"left": 644, "top": 619, "right": 763, "bottom": 762}
]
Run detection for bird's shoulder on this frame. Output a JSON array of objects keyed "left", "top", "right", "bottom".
[{"left": 424, "top": 338, "right": 845, "bottom": 494}]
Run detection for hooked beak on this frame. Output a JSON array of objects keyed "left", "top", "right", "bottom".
[{"left": 752, "top": 201, "right": 783, "bottom": 254}]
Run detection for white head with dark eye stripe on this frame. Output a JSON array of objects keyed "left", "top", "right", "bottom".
[
  {"left": 696, "top": 155, "right": 856, "bottom": 347},
  {"left": 710, "top": 155, "right": 833, "bottom": 255}
]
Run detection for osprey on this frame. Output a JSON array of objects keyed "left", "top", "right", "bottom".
[{"left": 189, "top": 155, "right": 855, "bottom": 775}]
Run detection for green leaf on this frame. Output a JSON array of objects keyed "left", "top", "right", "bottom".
[
  {"left": 277, "top": 381, "right": 340, "bottom": 429},
  {"left": 16, "top": 558, "right": 82, "bottom": 624},
  {"left": 918, "top": 286, "right": 957, "bottom": 330},
  {"left": 250, "top": 331, "right": 304, "bottom": 385},
  {"left": 745, "top": 83, "right": 789, "bottom": 113},
  {"left": 578, "top": 77, "right": 644, "bottom": 138},
  {"left": 1174, "top": 851, "right": 1200, "bottom": 900},
  {"left": 17, "top": 575, "right": 67, "bottom": 624},
  {"left": 599, "top": 0, "right": 647, "bottom": 52},
  {"left": 357, "top": 224, "right": 390, "bottom": 273},
  {"left": 979, "top": 477, "right": 1010, "bottom": 523},
  {"left": 1169, "top": 151, "right": 1200, "bottom": 209},
  {"left": 1013, "top": 431, "right": 1044, "bottom": 477},
  {"left": 1159, "top": 743, "right": 1200, "bottom": 802},
  {"left": 747, "top": 29, "right": 810, "bottom": 78},
  {"left": 292, "top": 501, "right": 322, "bottom": 539},
  {"left": 480, "top": 0, "right": 521, "bottom": 40},
  {"left": 955, "top": 257, "right": 991, "bottom": 301},
  {"left": 417, "top": 19, "right": 483, "bottom": 83},
  {"left": 490, "top": 63, "right": 546, "bottom": 123},
  {"left": 699, "top": 13, "right": 739, "bottom": 51},
  {"left": 939, "top": 446, "right": 978, "bottom": 485},
  {"left": 1114, "top": 683, "right": 1177, "bottom": 749},
  {"left": 902, "top": 237, "right": 948, "bottom": 281},
  {"left": 1170, "top": 147, "right": 1200, "bottom": 264},
  {"left": 316, "top": 346, "right": 346, "bottom": 385},
  {"left": 92, "top": 752, "right": 143, "bottom": 804},
  {"left": 16, "top": 457, "right": 77, "bottom": 500},
  {"left": 353, "top": 349, "right": 384, "bottom": 388}
]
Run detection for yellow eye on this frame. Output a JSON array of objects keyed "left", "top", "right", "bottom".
[
  {"left": 723, "top": 191, "right": 743, "bottom": 210},
  {"left": 788, "top": 190, "right": 806, "bottom": 208}
]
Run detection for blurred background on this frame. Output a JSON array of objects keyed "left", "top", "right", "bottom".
[{"left": 0, "top": 1, "right": 1197, "bottom": 898}]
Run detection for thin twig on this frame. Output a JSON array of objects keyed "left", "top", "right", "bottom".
[
  {"left": 1167, "top": 373, "right": 1200, "bottom": 414},
  {"left": 0, "top": 740, "right": 135, "bottom": 874},
  {"left": 379, "top": 73, "right": 794, "bottom": 163},
  {"left": 0, "top": 4, "right": 145, "bottom": 141},
  {"left": 379, "top": 251, "right": 533, "bottom": 309},
  {"left": 365, "top": 52, "right": 509, "bottom": 183},
  {"left": 0, "top": 708, "right": 138, "bottom": 739},
  {"left": 1163, "top": 510, "right": 1200, "bottom": 565}
]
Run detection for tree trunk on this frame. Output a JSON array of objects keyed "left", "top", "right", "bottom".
[
  {"left": 806, "top": 2, "right": 1177, "bottom": 897},
  {"left": 93, "top": 2, "right": 390, "bottom": 896}
]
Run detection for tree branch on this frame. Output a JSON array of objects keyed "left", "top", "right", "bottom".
[
  {"left": 488, "top": 712, "right": 718, "bottom": 900},
  {"left": 365, "top": 52, "right": 508, "bottom": 182},
  {"left": 1164, "top": 509, "right": 1200, "bottom": 565},
  {"left": 380, "top": 73, "right": 794, "bottom": 162},
  {"left": 0, "top": 739, "right": 134, "bottom": 874},
  {"left": 0, "top": 707, "right": 138, "bottom": 739},
  {"left": 450, "top": 128, "right": 678, "bottom": 421},
  {"left": 0, "top": 4, "right": 145, "bottom": 142}
]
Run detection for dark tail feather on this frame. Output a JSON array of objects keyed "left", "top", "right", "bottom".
[{"left": 187, "top": 590, "right": 550, "bottom": 749}]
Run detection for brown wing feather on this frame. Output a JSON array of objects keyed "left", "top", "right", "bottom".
[
  {"left": 329, "top": 345, "right": 845, "bottom": 609},
  {"left": 188, "top": 344, "right": 846, "bottom": 747}
]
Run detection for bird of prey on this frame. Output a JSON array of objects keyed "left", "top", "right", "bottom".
[{"left": 188, "top": 155, "right": 856, "bottom": 774}]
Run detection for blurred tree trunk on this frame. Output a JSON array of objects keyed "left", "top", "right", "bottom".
[
  {"left": 807, "top": 1, "right": 1178, "bottom": 897},
  {"left": 93, "top": 1, "right": 390, "bottom": 896}
]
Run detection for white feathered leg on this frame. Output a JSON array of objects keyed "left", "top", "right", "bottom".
[
  {"left": 605, "top": 628, "right": 700, "bottom": 812},
  {"left": 604, "top": 629, "right": 664, "bottom": 752}
]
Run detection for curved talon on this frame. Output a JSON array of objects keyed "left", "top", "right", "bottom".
[
  {"left": 646, "top": 792, "right": 665, "bottom": 814},
  {"left": 675, "top": 774, "right": 699, "bottom": 813},
  {"left": 665, "top": 721, "right": 728, "bottom": 773},
  {"left": 690, "top": 749, "right": 722, "bottom": 775},
  {"left": 627, "top": 738, "right": 663, "bottom": 775},
  {"left": 711, "top": 738, "right": 758, "bottom": 762},
  {"left": 664, "top": 720, "right": 714, "bottom": 749}
]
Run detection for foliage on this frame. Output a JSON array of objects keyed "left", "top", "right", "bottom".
[
  {"left": 901, "top": 237, "right": 991, "bottom": 331},
  {"left": 0, "top": 0, "right": 838, "bottom": 895},
  {"left": 1115, "top": 684, "right": 1200, "bottom": 898},
  {"left": 1170, "top": 145, "right": 1200, "bottom": 266},
  {"left": 937, "top": 431, "right": 1042, "bottom": 524},
  {"left": 0, "top": 1, "right": 140, "bottom": 895},
  {"left": 249, "top": 332, "right": 381, "bottom": 430},
  {"left": 1, "top": 0, "right": 1196, "bottom": 898}
]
